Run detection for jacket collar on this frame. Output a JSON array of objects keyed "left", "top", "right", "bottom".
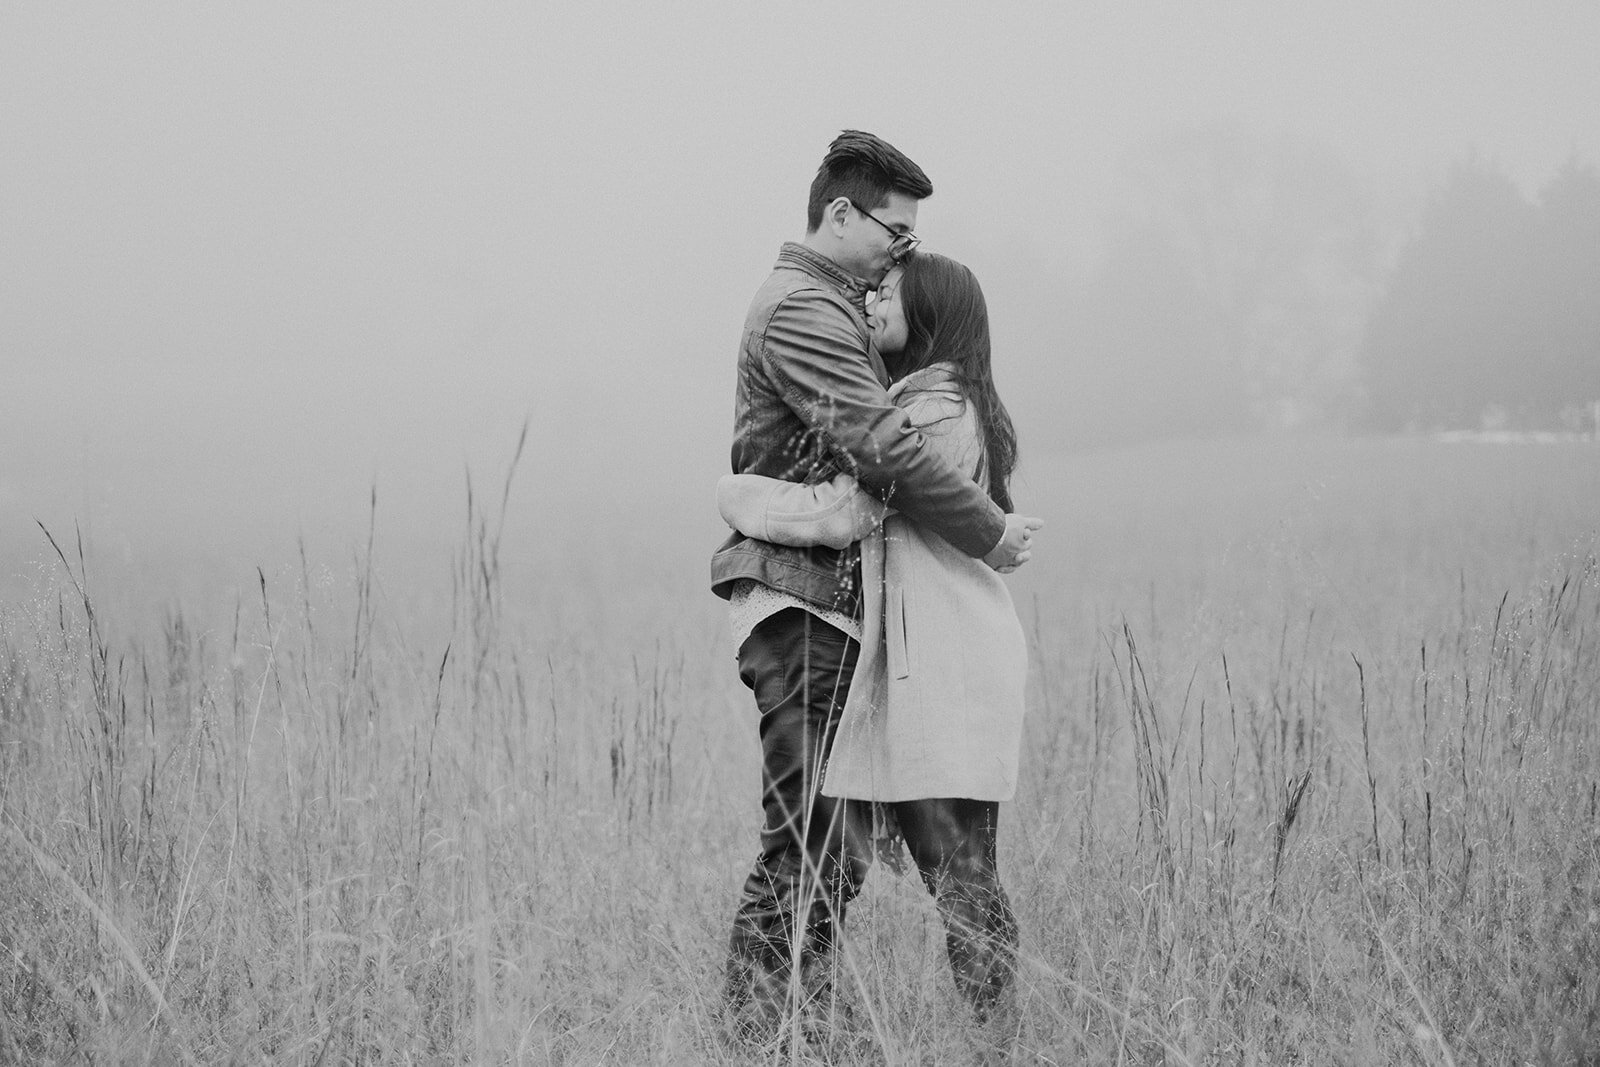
[
  {"left": 889, "top": 361, "right": 959, "bottom": 400},
  {"left": 775, "top": 242, "right": 872, "bottom": 311},
  {"left": 774, "top": 241, "right": 885, "bottom": 386}
]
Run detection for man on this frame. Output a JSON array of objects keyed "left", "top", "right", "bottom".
[{"left": 711, "top": 129, "right": 1041, "bottom": 1039}]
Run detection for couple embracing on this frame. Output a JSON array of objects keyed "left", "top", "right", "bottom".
[{"left": 710, "top": 129, "right": 1044, "bottom": 1044}]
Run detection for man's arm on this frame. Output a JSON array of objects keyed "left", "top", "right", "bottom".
[{"left": 760, "top": 290, "right": 1010, "bottom": 558}]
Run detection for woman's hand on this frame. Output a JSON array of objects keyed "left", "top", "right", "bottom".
[{"left": 984, "top": 514, "right": 1044, "bottom": 573}]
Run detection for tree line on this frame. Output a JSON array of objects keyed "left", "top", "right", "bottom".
[
  {"left": 1019, "top": 129, "right": 1600, "bottom": 449},
  {"left": 1365, "top": 155, "right": 1600, "bottom": 432}
]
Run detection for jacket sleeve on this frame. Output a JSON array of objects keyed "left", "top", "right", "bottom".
[
  {"left": 718, "top": 472, "right": 888, "bottom": 550},
  {"left": 759, "top": 290, "right": 1006, "bottom": 558}
]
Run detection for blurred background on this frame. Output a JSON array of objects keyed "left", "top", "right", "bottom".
[{"left": 4, "top": 1, "right": 1598, "bottom": 612}]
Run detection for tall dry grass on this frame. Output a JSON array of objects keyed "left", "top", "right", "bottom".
[{"left": 2, "top": 437, "right": 1598, "bottom": 1064}]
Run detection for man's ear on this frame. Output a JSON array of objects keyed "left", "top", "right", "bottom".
[{"left": 824, "top": 196, "right": 852, "bottom": 236}]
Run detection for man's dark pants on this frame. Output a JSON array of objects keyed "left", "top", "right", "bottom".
[
  {"left": 724, "top": 607, "right": 1018, "bottom": 1026},
  {"left": 725, "top": 607, "right": 870, "bottom": 1023}
]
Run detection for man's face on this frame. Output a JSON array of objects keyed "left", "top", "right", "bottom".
[{"left": 839, "top": 191, "right": 919, "bottom": 286}]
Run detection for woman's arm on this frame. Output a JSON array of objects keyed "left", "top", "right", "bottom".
[{"left": 717, "top": 472, "right": 889, "bottom": 550}]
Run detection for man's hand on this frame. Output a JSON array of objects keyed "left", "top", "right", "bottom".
[{"left": 984, "top": 514, "right": 1045, "bottom": 574}]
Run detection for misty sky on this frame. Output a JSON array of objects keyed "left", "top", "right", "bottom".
[{"left": 4, "top": 1, "right": 1598, "bottom": 592}]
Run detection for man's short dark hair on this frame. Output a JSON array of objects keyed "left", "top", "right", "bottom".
[{"left": 806, "top": 129, "right": 934, "bottom": 233}]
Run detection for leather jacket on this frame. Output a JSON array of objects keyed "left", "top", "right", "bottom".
[{"left": 709, "top": 243, "right": 1005, "bottom": 616}]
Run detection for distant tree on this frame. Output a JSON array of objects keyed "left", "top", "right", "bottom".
[
  {"left": 1072, "top": 125, "right": 1383, "bottom": 444},
  {"left": 1361, "top": 157, "right": 1544, "bottom": 430},
  {"left": 1531, "top": 156, "right": 1600, "bottom": 425}
]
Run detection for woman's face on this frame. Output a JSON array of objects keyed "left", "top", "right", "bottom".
[{"left": 869, "top": 266, "right": 909, "bottom": 354}]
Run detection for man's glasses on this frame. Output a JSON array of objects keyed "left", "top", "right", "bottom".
[{"left": 849, "top": 200, "right": 921, "bottom": 261}]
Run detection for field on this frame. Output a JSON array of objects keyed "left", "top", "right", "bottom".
[{"left": 2, "top": 434, "right": 1599, "bottom": 1064}]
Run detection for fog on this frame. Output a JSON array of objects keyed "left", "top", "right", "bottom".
[{"left": 4, "top": 2, "right": 1598, "bottom": 604}]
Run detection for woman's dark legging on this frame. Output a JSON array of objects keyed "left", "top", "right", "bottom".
[{"left": 893, "top": 797, "right": 1019, "bottom": 1016}]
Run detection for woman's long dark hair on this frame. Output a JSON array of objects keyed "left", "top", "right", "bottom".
[{"left": 888, "top": 252, "right": 1018, "bottom": 512}]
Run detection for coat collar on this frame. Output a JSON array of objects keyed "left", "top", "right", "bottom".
[
  {"left": 889, "top": 361, "right": 959, "bottom": 400},
  {"left": 775, "top": 242, "right": 872, "bottom": 311}
]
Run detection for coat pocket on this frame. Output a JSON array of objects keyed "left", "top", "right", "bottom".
[{"left": 886, "top": 585, "right": 910, "bottom": 679}]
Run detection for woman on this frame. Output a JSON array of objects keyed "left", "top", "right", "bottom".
[{"left": 717, "top": 252, "right": 1028, "bottom": 1019}]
